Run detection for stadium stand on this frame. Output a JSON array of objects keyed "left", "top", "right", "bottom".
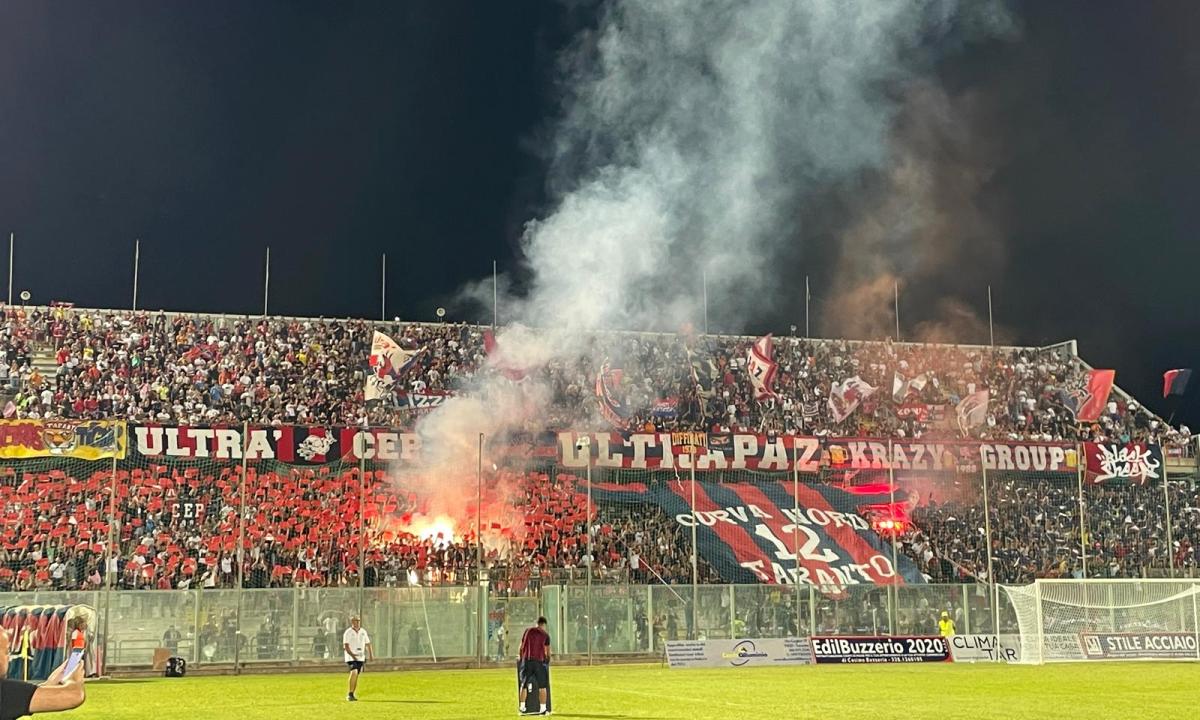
[
  {"left": 0, "top": 304, "right": 1191, "bottom": 447},
  {"left": 0, "top": 304, "right": 1195, "bottom": 606}
]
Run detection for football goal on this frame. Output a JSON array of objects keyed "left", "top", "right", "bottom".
[{"left": 1001, "top": 579, "right": 1200, "bottom": 663}]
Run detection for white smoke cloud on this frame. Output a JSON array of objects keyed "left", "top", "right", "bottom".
[{"left": 398, "top": 0, "right": 1014, "bottom": 541}]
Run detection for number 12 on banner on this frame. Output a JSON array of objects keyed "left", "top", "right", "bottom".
[{"left": 754, "top": 523, "right": 839, "bottom": 563}]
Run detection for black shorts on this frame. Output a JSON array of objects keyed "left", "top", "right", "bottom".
[
  {"left": 0, "top": 679, "right": 37, "bottom": 720},
  {"left": 520, "top": 659, "right": 549, "bottom": 688},
  {"left": 346, "top": 660, "right": 365, "bottom": 673}
]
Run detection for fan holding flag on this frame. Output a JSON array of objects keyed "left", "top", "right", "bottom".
[{"left": 364, "top": 330, "right": 423, "bottom": 402}]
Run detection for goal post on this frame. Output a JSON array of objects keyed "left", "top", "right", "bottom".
[{"left": 1002, "top": 579, "right": 1200, "bottom": 663}]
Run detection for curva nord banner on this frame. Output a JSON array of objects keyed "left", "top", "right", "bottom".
[{"left": 585, "top": 479, "right": 923, "bottom": 589}]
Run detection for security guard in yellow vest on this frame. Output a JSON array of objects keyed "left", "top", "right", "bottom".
[{"left": 938, "top": 611, "right": 956, "bottom": 638}]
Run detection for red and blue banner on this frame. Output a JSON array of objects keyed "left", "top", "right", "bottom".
[{"left": 586, "top": 480, "right": 922, "bottom": 589}]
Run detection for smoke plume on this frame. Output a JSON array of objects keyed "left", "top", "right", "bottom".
[{"left": 400, "top": 0, "right": 1015, "bottom": 546}]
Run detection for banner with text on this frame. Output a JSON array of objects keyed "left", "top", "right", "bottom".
[
  {"left": 586, "top": 480, "right": 922, "bottom": 589},
  {"left": 0, "top": 420, "right": 126, "bottom": 460},
  {"left": 1081, "top": 632, "right": 1199, "bottom": 660},
  {"left": 948, "top": 634, "right": 1022, "bottom": 663},
  {"left": 1083, "top": 442, "right": 1164, "bottom": 485},
  {"left": 558, "top": 432, "right": 1082, "bottom": 474},
  {"left": 666, "top": 638, "right": 813, "bottom": 668},
  {"left": 810, "top": 636, "right": 951, "bottom": 664}
]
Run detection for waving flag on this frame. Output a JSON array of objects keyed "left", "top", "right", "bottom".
[
  {"left": 828, "top": 376, "right": 877, "bottom": 423},
  {"left": 365, "top": 331, "right": 420, "bottom": 401},
  {"left": 892, "top": 372, "right": 927, "bottom": 403},
  {"left": 746, "top": 334, "right": 778, "bottom": 400},
  {"left": 955, "top": 390, "right": 989, "bottom": 434},
  {"left": 595, "top": 360, "right": 631, "bottom": 430},
  {"left": 1061, "top": 369, "right": 1115, "bottom": 422},
  {"left": 1163, "top": 369, "right": 1192, "bottom": 398}
]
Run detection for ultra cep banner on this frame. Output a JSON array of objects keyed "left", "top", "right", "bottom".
[
  {"left": 811, "top": 636, "right": 951, "bottom": 664},
  {"left": 558, "top": 432, "right": 1081, "bottom": 474},
  {"left": 587, "top": 480, "right": 923, "bottom": 588},
  {"left": 130, "top": 425, "right": 421, "bottom": 464},
  {"left": 0, "top": 420, "right": 126, "bottom": 460},
  {"left": 666, "top": 638, "right": 813, "bottom": 668}
]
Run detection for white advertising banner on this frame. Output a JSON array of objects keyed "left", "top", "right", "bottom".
[
  {"left": 666, "top": 637, "right": 813, "bottom": 668},
  {"left": 948, "top": 634, "right": 1023, "bottom": 663}
]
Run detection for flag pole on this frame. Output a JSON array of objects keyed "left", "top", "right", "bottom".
[
  {"left": 893, "top": 280, "right": 900, "bottom": 341},
  {"left": 132, "top": 239, "right": 140, "bottom": 311},
  {"left": 804, "top": 275, "right": 810, "bottom": 338},
  {"left": 381, "top": 253, "right": 387, "bottom": 321},
  {"left": 263, "top": 247, "right": 270, "bottom": 317},
  {"left": 987, "top": 285, "right": 994, "bottom": 347}
]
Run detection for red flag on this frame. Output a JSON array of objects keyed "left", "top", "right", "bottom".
[{"left": 1074, "top": 369, "right": 1115, "bottom": 422}]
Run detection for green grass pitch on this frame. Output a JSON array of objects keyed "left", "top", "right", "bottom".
[{"left": 70, "top": 662, "right": 1200, "bottom": 720}]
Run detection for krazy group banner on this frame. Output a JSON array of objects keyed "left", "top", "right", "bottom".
[
  {"left": 0, "top": 420, "right": 126, "bottom": 460},
  {"left": 586, "top": 479, "right": 923, "bottom": 588},
  {"left": 557, "top": 431, "right": 1082, "bottom": 474}
]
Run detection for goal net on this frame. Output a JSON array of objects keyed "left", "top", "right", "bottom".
[{"left": 1002, "top": 579, "right": 1200, "bottom": 663}]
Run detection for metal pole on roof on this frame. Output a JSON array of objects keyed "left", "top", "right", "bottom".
[
  {"left": 7, "top": 232, "right": 13, "bottom": 307},
  {"left": 132, "top": 239, "right": 140, "bottom": 311},
  {"left": 894, "top": 280, "right": 901, "bottom": 342},
  {"left": 263, "top": 247, "right": 270, "bottom": 317},
  {"left": 702, "top": 269, "right": 709, "bottom": 335},
  {"left": 381, "top": 253, "right": 387, "bottom": 322},
  {"left": 804, "top": 275, "right": 810, "bottom": 338},
  {"left": 492, "top": 260, "right": 498, "bottom": 329},
  {"left": 988, "top": 285, "right": 995, "bottom": 347}
]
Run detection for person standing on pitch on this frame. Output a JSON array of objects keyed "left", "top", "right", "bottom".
[
  {"left": 938, "top": 611, "right": 956, "bottom": 638},
  {"left": 342, "top": 616, "right": 374, "bottom": 702},
  {"left": 518, "top": 617, "right": 551, "bottom": 716}
]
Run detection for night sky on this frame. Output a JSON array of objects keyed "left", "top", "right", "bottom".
[{"left": 0, "top": 1, "right": 1197, "bottom": 426}]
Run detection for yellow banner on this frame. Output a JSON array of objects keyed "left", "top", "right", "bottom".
[{"left": 0, "top": 420, "right": 126, "bottom": 460}]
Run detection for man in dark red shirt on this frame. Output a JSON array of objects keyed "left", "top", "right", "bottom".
[{"left": 518, "top": 617, "right": 551, "bottom": 716}]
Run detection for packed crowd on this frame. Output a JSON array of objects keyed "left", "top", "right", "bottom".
[
  {"left": 905, "top": 476, "right": 1200, "bottom": 584},
  {"left": 0, "top": 304, "right": 1190, "bottom": 447},
  {"left": 0, "top": 453, "right": 1196, "bottom": 593},
  {"left": 0, "top": 460, "right": 716, "bottom": 593}
]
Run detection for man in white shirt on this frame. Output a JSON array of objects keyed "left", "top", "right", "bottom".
[{"left": 342, "top": 616, "right": 373, "bottom": 702}]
